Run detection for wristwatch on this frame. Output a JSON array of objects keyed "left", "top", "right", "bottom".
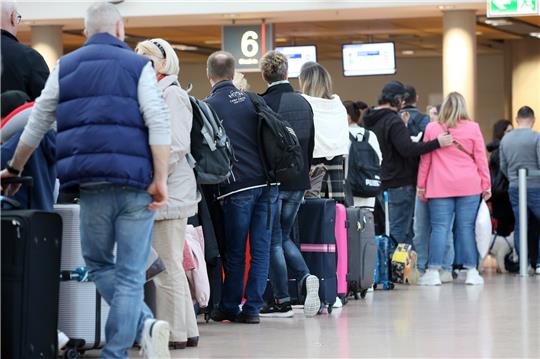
[{"left": 5, "top": 161, "right": 22, "bottom": 176}]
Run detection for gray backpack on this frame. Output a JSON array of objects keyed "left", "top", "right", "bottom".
[{"left": 188, "top": 97, "right": 235, "bottom": 184}]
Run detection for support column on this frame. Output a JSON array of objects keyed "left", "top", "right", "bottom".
[
  {"left": 511, "top": 39, "right": 540, "bottom": 132},
  {"left": 31, "top": 25, "right": 63, "bottom": 71},
  {"left": 443, "top": 10, "right": 477, "bottom": 120}
]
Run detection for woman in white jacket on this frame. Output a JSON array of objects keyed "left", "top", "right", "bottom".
[
  {"left": 299, "top": 62, "right": 349, "bottom": 203},
  {"left": 136, "top": 39, "right": 200, "bottom": 350}
]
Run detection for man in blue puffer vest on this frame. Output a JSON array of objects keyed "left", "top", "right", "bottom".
[{"left": 1, "top": 3, "right": 172, "bottom": 358}]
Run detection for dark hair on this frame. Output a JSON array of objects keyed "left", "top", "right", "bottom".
[
  {"left": 1, "top": 90, "right": 30, "bottom": 118},
  {"left": 207, "top": 51, "right": 235, "bottom": 80},
  {"left": 343, "top": 100, "right": 368, "bottom": 124},
  {"left": 378, "top": 80, "right": 407, "bottom": 107},
  {"left": 492, "top": 119, "right": 512, "bottom": 141},
  {"left": 403, "top": 85, "right": 417, "bottom": 105},
  {"left": 517, "top": 106, "right": 535, "bottom": 120}
]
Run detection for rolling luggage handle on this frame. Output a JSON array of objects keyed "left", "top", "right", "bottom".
[
  {"left": 517, "top": 168, "right": 540, "bottom": 277},
  {"left": 1, "top": 176, "right": 34, "bottom": 208}
]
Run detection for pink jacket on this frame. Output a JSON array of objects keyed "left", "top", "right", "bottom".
[{"left": 417, "top": 120, "right": 491, "bottom": 199}]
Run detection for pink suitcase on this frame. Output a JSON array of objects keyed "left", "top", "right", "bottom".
[{"left": 335, "top": 203, "right": 348, "bottom": 297}]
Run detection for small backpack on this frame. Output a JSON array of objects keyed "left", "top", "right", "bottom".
[
  {"left": 347, "top": 130, "right": 382, "bottom": 197},
  {"left": 246, "top": 93, "right": 304, "bottom": 183},
  {"left": 189, "top": 97, "right": 235, "bottom": 184}
]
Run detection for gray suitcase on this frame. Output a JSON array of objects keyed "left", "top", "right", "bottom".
[
  {"left": 346, "top": 207, "right": 377, "bottom": 299},
  {"left": 55, "top": 204, "right": 109, "bottom": 355}
]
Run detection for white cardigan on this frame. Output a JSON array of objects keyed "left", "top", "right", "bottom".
[{"left": 302, "top": 94, "right": 350, "bottom": 159}]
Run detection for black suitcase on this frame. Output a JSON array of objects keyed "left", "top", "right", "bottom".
[
  {"left": 346, "top": 207, "right": 377, "bottom": 299},
  {"left": 1, "top": 178, "right": 62, "bottom": 359},
  {"left": 297, "top": 198, "right": 337, "bottom": 313}
]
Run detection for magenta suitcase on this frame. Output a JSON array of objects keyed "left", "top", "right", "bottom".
[{"left": 335, "top": 203, "right": 348, "bottom": 298}]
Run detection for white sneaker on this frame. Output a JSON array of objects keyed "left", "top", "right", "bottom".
[
  {"left": 536, "top": 266, "right": 540, "bottom": 275},
  {"left": 332, "top": 297, "right": 343, "bottom": 308},
  {"left": 418, "top": 269, "right": 442, "bottom": 286},
  {"left": 465, "top": 268, "right": 484, "bottom": 285},
  {"left": 439, "top": 270, "right": 454, "bottom": 283},
  {"left": 57, "top": 330, "right": 69, "bottom": 350},
  {"left": 303, "top": 275, "right": 320, "bottom": 317},
  {"left": 140, "top": 319, "right": 170, "bottom": 359}
]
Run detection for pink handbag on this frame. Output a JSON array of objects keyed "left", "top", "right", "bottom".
[{"left": 184, "top": 225, "right": 210, "bottom": 308}]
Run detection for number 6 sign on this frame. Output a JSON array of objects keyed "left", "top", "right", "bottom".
[{"left": 222, "top": 24, "right": 273, "bottom": 72}]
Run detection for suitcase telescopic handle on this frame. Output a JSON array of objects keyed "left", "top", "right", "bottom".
[{"left": 1, "top": 176, "right": 33, "bottom": 208}]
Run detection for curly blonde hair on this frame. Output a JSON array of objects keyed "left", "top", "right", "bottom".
[{"left": 260, "top": 51, "right": 288, "bottom": 84}]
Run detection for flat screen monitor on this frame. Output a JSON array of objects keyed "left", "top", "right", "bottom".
[
  {"left": 275, "top": 45, "right": 317, "bottom": 78},
  {"left": 342, "top": 42, "right": 396, "bottom": 77}
]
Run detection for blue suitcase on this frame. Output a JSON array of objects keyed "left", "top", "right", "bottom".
[
  {"left": 297, "top": 198, "right": 337, "bottom": 313},
  {"left": 374, "top": 192, "right": 396, "bottom": 290}
]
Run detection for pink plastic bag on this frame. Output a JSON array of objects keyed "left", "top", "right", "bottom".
[
  {"left": 335, "top": 203, "right": 348, "bottom": 296},
  {"left": 185, "top": 225, "right": 210, "bottom": 308}
]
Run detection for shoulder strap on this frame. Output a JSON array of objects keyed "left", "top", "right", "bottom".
[
  {"left": 246, "top": 92, "right": 263, "bottom": 110},
  {"left": 362, "top": 128, "right": 370, "bottom": 142}
]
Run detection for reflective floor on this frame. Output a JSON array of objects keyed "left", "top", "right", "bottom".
[{"left": 94, "top": 270, "right": 539, "bottom": 358}]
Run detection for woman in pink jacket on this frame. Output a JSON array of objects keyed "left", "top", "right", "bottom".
[{"left": 417, "top": 92, "right": 491, "bottom": 286}]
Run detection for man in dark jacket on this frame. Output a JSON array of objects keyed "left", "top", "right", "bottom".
[
  {"left": 364, "top": 81, "right": 453, "bottom": 246},
  {"left": 259, "top": 50, "right": 320, "bottom": 318},
  {"left": 1, "top": 1, "right": 49, "bottom": 100},
  {"left": 205, "top": 51, "right": 278, "bottom": 324}
]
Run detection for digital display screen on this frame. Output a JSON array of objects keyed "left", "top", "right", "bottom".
[
  {"left": 275, "top": 45, "right": 318, "bottom": 78},
  {"left": 342, "top": 42, "right": 396, "bottom": 77}
]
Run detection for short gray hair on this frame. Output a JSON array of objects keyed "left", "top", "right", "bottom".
[
  {"left": 84, "top": 2, "right": 122, "bottom": 37},
  {"left": 260, "top": 51, "right": 288, "bottom": 84},
  {"left": 207, "top": 51, "right": 235, "bottom": 81}
]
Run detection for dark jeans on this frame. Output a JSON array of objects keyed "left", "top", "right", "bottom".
[
  {"left": 269, "top": 190, "right": 310, "bottom": 303},
  {"left": 387, "top": 185, "right": 416, "bottom": 246},
  {"left": 509, "top": 187, "right": 540, "bottom": 266},
  {"left": 220, "top": 186, "right": 278, "bottom": 315}
]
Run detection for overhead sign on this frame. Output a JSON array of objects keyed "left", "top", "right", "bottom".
[
  {"left": 222, "top": 24, "right": 273, "bottom": 72},
  {"left": 487, "top": 0, "right": 538, "bottom": 17}
]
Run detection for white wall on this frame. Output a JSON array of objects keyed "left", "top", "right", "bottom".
[{"left": 180, "top": 54, "right": 505, "bottom": 137}]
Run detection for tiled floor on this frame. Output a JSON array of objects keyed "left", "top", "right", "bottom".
[{"left": 90, "top": 271, "right": 539, "bottom": 358}]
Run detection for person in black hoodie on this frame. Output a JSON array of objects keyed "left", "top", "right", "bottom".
[
  {"left": 258, "top": 50, "right": 320, "bottom": 318},
  {"left": 363, "top": 81, "right": 453, "bottom": 246},
  {"left": 204, "top": 51, "right": 279, "bottom": 324}
]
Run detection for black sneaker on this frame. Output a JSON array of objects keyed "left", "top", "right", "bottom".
[
  {"left": 210, "top": 308, "right": 238, "bottom": 322},
  {"left": 235, "top": 312, "right": 260, "bottom": 324},
  {"left": 260, "top": 302, "right": 294, "bottom": 318}
]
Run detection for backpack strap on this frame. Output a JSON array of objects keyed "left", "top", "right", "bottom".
[{"left": 362, "top": 128, "right": 370, "bottom": 143}]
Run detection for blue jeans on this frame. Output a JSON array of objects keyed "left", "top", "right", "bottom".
[
  {"left": 412, "top": 196, "right": 454, "bottom": 272},
  {"left": 269, "top": 190, "right": 310, "bottom": 303},
  {"left": 387, "top": 185, "right": 416, "bottom": 246},
  {"left": 80, "top": 185, "right": 155, "bottom": 359},
  {"left": 220, "top": 186, "right": 278, "bottom": 315},
  {"left": 428, "top": 195, "right": 480, "bottom": 269},
  {"left": 508, "top": 187, "right": 540, "bottom": 266}
]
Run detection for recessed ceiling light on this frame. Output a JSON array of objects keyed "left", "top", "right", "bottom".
[
  {"left": 275, "top": 37, "right": 288, "bottom": 43},
  {"left": 223, "top": 14, "right": 238, "bottom": 19},
  {"left": 530, "top": 32, "right": 540, "bottom": 38},
  {"left": 476, "top": 31, "right": 483, "bottom": 36},
  {"left": 484, "top": 19, "right": 513, "bottom": 26},
  {"left": 171, "top": 44, "right": 199, "bottom": 51},
  {"left": 402, "top": 50, "right": 415, "bottom": 55},
  {"left": 438, "top": 5, "right": 456, "bottom": 10},
  {"left": 204, "top": 40, "right": 221, "bottom": 45}
]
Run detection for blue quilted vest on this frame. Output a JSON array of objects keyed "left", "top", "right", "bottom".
[{"left": 56, "top": 33, "right": 152, "bottom": 190}]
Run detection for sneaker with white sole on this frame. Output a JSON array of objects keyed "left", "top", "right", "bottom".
[
  {"left": 140, "top": 319, "right": 170, "bottom": 359},
  {"left": 439, "top": 270, "right": 454, "bottom": 283},
  {"left": 260, "top": 302, "right": 294, "bottom": 318},
  {"left": 418, "top": 269, "right": 442, "bottom": 286},
  {"left": 303, "top": 275, "right": 320, "bottom": 317},
  {"left": 465, "top": 268, "right": 484, "bottom": 285}
]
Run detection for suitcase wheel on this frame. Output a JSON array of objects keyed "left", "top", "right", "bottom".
[
  {"left": 327, "top": 304, "right": 333, "bottom": 314},
  {"left": 64, "top": 348, "right": 81, "bottom": 359},
  {"left": 354, "top": 292, "right": 359, "bottom": 300},
  {"left": 360, "top": 289, "right": 368, "bottom": 299}
]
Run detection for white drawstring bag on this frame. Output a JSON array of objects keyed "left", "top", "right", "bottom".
[{"left": 475, "top": 200, "right": 492, "bottom": 259}]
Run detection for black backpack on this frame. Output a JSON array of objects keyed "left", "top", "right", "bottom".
[
  {"left": 246, "top": 93, "right": 304, "bottom": 183},
  {"left": 188, "top": 97, "right": 235, "bottom": 184},
  {"left": 347, "top": 130, "right": 382, "bottom": 197}
]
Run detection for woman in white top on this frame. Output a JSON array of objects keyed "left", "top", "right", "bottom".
[
  {"left": 299, "top": 62, "right": 349, "bottom": 203},
  {"left": 136, "top": 38, "right": 200, "bottom": 349},
  {"left": 343, "top": 101, "right": 382, "bottom": 209}
]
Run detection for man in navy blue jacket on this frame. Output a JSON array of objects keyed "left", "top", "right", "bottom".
[
  {"left": 1, "top": 3, "right": 172, "bottom": 358},
  {"left": 205, "top": 51, "right": 278, "bottom": 324}
]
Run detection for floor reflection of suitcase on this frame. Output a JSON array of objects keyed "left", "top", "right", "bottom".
[
  {"left": 55, "top": 204, "right": 109, "bottom": 357},
  {"left": 297, "top": 198, "right": 337, "bottom": 313}
]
